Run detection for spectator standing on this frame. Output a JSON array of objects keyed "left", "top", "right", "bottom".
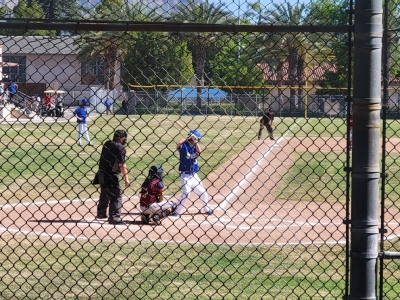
[
  {"left": 104, "top": 97, "right": 112, "bottom": 115},
  {"left": 32, "top": 94, "right": 41, "bottom": 112},
  {"left": 121, "top": 98, "right": 129, "bottom": 115},
  {"left": 44, "top": 94, "right": 53, "bottom": 114},
  {"left": 73, "top": 98, "right": 93, "bottom": 147},
  {"left": 7, "top": 80, "right": 18, "bottom": 103},
  {"left": 0, "top": 80, "right": 4, "bottom": 105},
  {"left": 56, "top": 93, "right": 64, "bottom": 117}
]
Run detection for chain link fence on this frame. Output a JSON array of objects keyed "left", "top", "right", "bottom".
[{"left": 0, "top": 0, "right": 397, "bottom": 299}]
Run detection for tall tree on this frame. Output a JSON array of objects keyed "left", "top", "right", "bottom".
[
  {"left": 309, "top": 0, "right": 350, "bottom": 91},
  {"left": 122, "top": 32, "right": 194, "bottom": 88},
  {"left": 11, "top": 0, "right": 55, "bottom": 36},
  {"left": 249, "top": 2, "right": 334, "bottom": 112},
  {"left": 38, "top": 0, "right": 82, "bottom": 35},
  {"left": 75, "top": 0, "right": 160, "bottom": 90},
  {"left": 170, "top": 0, "right": 230, "bottom": 110},
  {"left": 206, "top": 34, "right": 264, "bottom": 91}
]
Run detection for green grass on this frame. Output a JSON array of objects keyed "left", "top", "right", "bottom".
[
  {"left": 276, "top": 151, "right": 400, "bottom": 205},
  {"left": 4, "top": 114, "right": 354, "bottom": 204},
  {"left": 0, "top": 233, "right": 347, "bottom": 300},
  {"left": 276, "top": 152, "right": 349, "bottom": 203},
  {"left": 1, "top": 114, "right": 400, "bottom": 299}
]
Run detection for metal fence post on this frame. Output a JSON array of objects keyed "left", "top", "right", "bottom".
[{"left": 350, "top": 0, "right": 382, "bottom": 299}]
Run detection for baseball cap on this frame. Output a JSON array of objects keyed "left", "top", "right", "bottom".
[{"left": 82, "top": 98, "right": 88, "bottom": 104}]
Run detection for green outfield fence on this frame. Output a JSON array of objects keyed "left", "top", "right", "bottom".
[{"left": 0, "top": 0, "right": 399, "bottom": 299}]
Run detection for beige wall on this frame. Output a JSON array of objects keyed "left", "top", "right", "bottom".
[{"left": 25, "top": 53, "right": 122, "bottom": 95}]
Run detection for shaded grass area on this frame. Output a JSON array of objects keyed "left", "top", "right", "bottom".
[{"left": 0, "top": 233, "right": 347, "bottom": 300}]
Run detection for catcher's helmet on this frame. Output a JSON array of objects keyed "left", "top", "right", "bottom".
[{"left": 149, "top": 166, "right": 164, "bottom": 180}]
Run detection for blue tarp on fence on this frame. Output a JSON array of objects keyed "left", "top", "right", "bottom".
[{"left": 166, "top": 87, "right": 228, "bottom": 100}]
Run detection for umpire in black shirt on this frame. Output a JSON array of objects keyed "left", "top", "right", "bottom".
[{"left": 96, "top": 130, "right": 130, "bottom": 225}]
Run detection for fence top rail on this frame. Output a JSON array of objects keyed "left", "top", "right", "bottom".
[{"left": 0, "top": 19, "right": 350, "bottom": 33}]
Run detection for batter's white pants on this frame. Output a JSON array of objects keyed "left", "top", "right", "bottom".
[
  {"left": 175, "top": 173, "right": 210, "bottom": 214},
  {"left": 77, "top": 123, "right": 91, "bottom": 145}
]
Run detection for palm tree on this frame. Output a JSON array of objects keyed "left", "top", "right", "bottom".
[
  {"left": 262, "top": 3, "right": 311, "bottom": 112},
  {"left": 170, "top": 0, "right": 230, "bottom": 110},
  {"left": 250, "top": 2, "right": 334, "bottom": 112},
  {"left": 75, "top": 1, "right": 160, "bottom": 90}
]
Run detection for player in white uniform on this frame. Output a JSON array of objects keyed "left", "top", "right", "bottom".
[{"left": 172, "top": 130, "right": 212, "bottom": 217}]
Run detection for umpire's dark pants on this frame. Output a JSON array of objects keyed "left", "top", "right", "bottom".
[
  {"left": 258, "top": 124, "right": 274, "bottom": 139},
  {"left": 97, "top": 173, "right": 123, "bottom": 223}
]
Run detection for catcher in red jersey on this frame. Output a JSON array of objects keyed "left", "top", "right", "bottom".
[
  {"left": 139, "top": 166, "right": 176, "bottom": 225},
  {"left": 258, "top": 108, "right": 275, "bottom": 140}
]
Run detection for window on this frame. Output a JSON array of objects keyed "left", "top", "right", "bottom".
[
  {"left": 81, "top": 58, "right": 105, "bottom": 85},
  {"left": 2, "top": 56, "right": 26, "bottom": 82}
]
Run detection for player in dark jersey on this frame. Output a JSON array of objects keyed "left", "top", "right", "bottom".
[
  {"left": 139, "top": 166, "right": 176, "bottom": 225},
  {"left": 258, "top": 108, "right": 275, "bottom": 140}
]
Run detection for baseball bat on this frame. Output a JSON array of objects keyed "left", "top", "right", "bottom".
[{"left": 174, "top": 120, "right": 187, "bottom": 131}]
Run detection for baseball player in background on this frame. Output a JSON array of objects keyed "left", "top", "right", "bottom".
[
  {"left": 139, "top": 166, "right": 177, "bottom": 225},
  {"left": 73, "top": 98, "right": 93, "bottom": 146},
  {"left": 172, "top": 130, "right": 212, "bottom": 217},
  {"left": 258, "top": 108, "right": 275, "bottom": 140}
]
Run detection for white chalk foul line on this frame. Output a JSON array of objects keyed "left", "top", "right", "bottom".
[{"left": 218, "top": 119, "right": 303, "bottom": 210}]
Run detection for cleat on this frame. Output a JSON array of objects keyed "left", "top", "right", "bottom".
[
  {"left": 170, "top": 212, "right": 179, "bottom": 217},
  {"left": 152, "top": 214, "right": 161, "bottom": 225},
  {"left": 96, "top": 215, "right": 108, "bottom": 219},
  {"left": 205, "top": 209, "right": 213, "bottom": 215}
]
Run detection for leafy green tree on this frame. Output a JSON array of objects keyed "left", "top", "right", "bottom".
[
  {"left": 206, "top": 35, "right": 264, "bottom": 91},
  {"left": 11, "top": 0, "right": 55, "bottom": 36},
  {"left": 38, "top": 0, "right": 82, "bottom": 35},
  {"left": 309, "top": 0, "right": 350, "bottom": 91},
  {"left": 249, "top": 2, "right": 335, "bottom": 111},
  {"left": 383, "top": 0, "right": 400, "bottom": 80},
  {"left": 170, "top": 0, "right": 230, "bottom": 109},
  {"left": 122, "top": 32, "right": 194, "bottom": 88},
  {"left": 75, "top": 0, "right": 159, "bottom": 90}
]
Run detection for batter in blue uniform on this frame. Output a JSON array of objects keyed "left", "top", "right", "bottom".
[
  {"left": 73, "top": 98, "right": 93, "bottom": 146},
  {"left": 172, "top": 129, "right": 212, "bottom": 217}
]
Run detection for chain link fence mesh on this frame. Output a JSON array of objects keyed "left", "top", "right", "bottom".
[
  {"left": 0, "top": 0, "right": 396, "bottom": 299},
  {"left": 379, "top": 0, "right": 400, "bottom": 298}
]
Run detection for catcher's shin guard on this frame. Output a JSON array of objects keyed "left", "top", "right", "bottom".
[
  {"left": 141, "top": 214, "right": 150, "bottom": 224},
  {"left": 152, "top": 205, "right": 176, "bottom": 226}
]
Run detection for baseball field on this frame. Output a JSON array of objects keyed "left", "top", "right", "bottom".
[{"left": 1, "top": 113, "right": 400, "bottom": 299}]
